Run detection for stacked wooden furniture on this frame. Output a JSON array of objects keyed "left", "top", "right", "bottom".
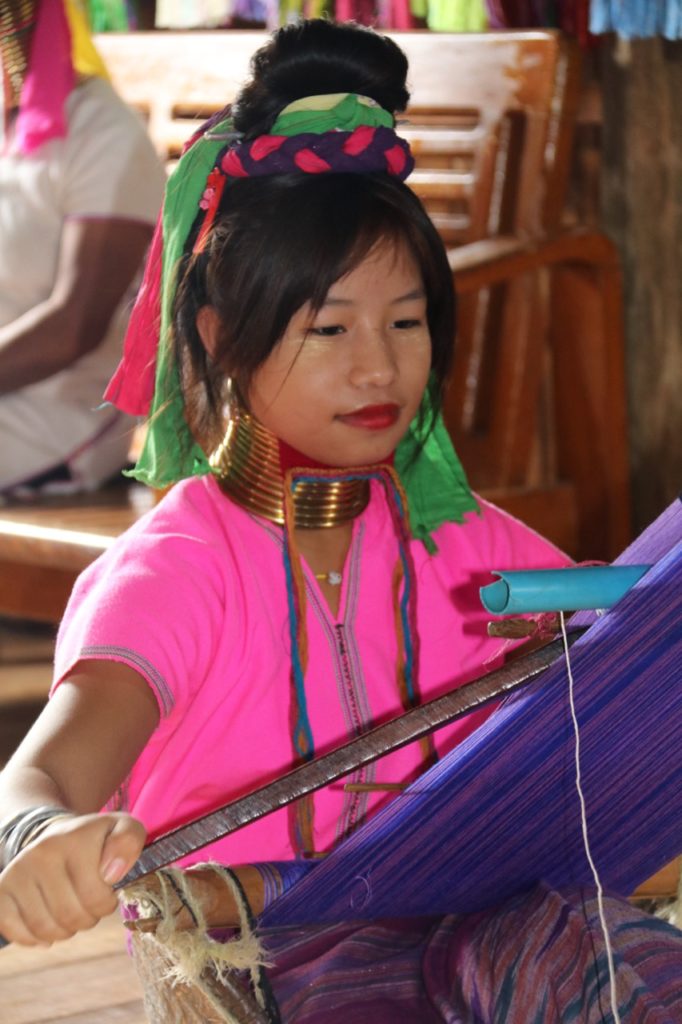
[{"left": 0, "top": 29, "right": 631, "bottom": 629}]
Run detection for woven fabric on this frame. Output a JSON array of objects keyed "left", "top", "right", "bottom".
[
  {"left": 260, "top": 884, "right": 682, "bottom": 1023},
  {"left": 262, "top": 498, "right": 682, "bottom": 927}
]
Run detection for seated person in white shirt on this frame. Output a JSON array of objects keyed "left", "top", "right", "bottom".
[{"left": 0, "top": 1, "right": 165, "bottom": 494}]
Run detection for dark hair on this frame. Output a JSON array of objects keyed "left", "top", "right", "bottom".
[
  {"left": 232, "top": 19, "right": 410, "bottom": 138},
  {"left": 172, "top": 21, "right": 455, "bottom": 454}
]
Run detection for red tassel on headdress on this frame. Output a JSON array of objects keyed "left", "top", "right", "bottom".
[
  {"left": 103, "top": 213, "right": 164, "bottom": 415},
  {"left": 193, "top": 169, "right": 227, "bottom": 254}
]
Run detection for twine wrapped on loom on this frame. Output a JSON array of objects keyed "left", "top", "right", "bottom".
[{"left": 123, "top": 865, "right": 274, "bottom": 1024}]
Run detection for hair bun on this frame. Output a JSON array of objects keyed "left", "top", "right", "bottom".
[{"left": 233, "top": 20, "right": 410, "bottom": 138}]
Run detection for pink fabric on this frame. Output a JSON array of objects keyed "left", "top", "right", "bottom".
[
  {"left": 102, "top": 213, "right": 164, "bottom": 415},
  {"left": 389, "top": 0, "right": 417, "bottom": 29},
  {"left": 14, "top": 1, "right": 74, "bottom": 155},
  {"left": 335, "top": 1, "right": 377, "bottom": 27},
  {"left": 53, "top": 478, "right": 569, "bottom": 866}
]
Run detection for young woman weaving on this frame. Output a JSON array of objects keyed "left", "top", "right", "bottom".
[{"left": 0, "top": 19, "right": 680, "bottom": 1023}]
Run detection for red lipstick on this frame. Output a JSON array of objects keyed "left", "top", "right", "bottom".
[{"left": 338, "top": 404, "right": 401, "bottom": 430}]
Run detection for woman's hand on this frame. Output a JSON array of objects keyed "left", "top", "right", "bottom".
[
  {"left": 0, "top": 811, "right": 145, "bottom": 946},
  {"left": 0, "top": 659, "right": 159, "bottom": 947}
]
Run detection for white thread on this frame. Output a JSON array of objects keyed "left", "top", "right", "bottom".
[{"left": 559, "top": 611, "right": 621, "bottom": 1024}]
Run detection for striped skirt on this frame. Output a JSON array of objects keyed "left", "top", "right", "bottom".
[{"left": 260, "top": 883, "right": 682, "bottom": 1023}]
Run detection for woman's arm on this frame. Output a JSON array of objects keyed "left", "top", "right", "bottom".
[
  {"left": 0, "top": 218, "right": 153, "bottom": 396},
  {"left": 0, "top": 660, "right": 159, "bottom": 945}
]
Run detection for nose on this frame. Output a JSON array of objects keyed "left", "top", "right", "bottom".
[{"left": 348, "top": 327, "right": 398, "bottom": 389}]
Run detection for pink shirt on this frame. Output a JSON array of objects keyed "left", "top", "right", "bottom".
[{"left": 54, "top": 476, "right": 568, "bottom": 865}]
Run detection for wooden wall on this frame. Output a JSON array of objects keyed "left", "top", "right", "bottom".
[{"left": 599, "top": 37, "right": 682, "bottom": 535}]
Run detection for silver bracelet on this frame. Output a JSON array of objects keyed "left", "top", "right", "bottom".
[{"left": 0, "top": 806, "right": 73, "bottom": 868}]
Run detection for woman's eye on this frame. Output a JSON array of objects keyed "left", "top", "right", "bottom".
[
  {"left": 393, "top": 318, "right": 423, "bottom": 330},
  {"left": 308, "top": 324, "right": 346, "bottom": 337}
]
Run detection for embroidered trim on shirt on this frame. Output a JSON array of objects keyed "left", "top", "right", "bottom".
[
  {"left": 304, "top": 523, "right": 376, "bottom": 842},
  {"left": 255, "top": 514, "right": 377, "bottom": 843},
  {"left": 80, "top": 644, "right": 175, "bottom": 717}
]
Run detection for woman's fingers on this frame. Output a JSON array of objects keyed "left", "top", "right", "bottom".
[
  {"left": 0, "top": 889, "right": 52, "bottom": 946},
  {"left": 27, "top": 864, "right": 101, "bottom": 943},
  {"left": 98, "top": 813, "right": 146, "bottom": 885},
  {"left": 0, "top": 861, "right": 86, "bottom": 945},
  {"left": 2, "top": 833, "right": 104, "bottom": 943},
  {"left": 0, "top": 812, "right": 146, "bottom": 945}
]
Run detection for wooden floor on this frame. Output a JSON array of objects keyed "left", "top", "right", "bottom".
[{"left": 1, "top": 913, "right": 147, "bottom": 1024}]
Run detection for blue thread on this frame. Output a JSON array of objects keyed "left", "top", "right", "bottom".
[
  {"left": 399, "top": 544, "right": 416, "bottom": 703},
  {"left": 281, "top": 538, "right": 315, "bottom": 759},
  {"left": 384, "top": 473, "right": 416, "bottom": 705}
]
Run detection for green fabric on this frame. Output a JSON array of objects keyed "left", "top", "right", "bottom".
[
  {"left": 129, "top": 96, "right": 478, "bottom": 546},
  {"left": 395, "top": 389, "right": 480, "bottom": 552},
  {"left": 425, "top": 0, "right": 487, "bottom": 31},
  {"left": 272, "top": 93, "right": 393, "bottom": 137},
  {"left": 85, "top": 0, "right": 130, "bottom": 31},
  {"left": 130, "top": 118, "right": 235, "bottom": 487}
]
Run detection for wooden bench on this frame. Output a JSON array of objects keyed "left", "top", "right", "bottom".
[
  {"left": 0, "top": 29, "right": 631, "bottom": 629},
  {"left": 0, "top": 483, "right": 155, "bottom": 623}
]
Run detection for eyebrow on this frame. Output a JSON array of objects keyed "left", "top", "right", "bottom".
[{"left": 322, "top": 287, "right": 426, "bottom": 307}]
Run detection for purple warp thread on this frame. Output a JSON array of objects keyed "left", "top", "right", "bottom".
[{"left": 261, "top": 498, "right": 682, "bottom": 927}]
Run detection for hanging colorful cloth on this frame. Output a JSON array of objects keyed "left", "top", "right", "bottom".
[
  {"left": 335, "top": 0, "right": 378, "bottom": 25},
  {"left": 411, "top": 0, "right": 487, "bottom": 31},
  {"left": 366, "top": 0, "right": 418, "bottom": 26},
  {"left": 485, "top": 0, "right": 592, "bottom": 44},
  {"left": 85, "top": 0, "right": 131, "bottom": 30},
  {"left": 590, "top": 0, "right": 682, "bottom": 39},
  {"left": 278, "top": 0, "right": 330, "bottom": 23},
  {"left": 232, "top": 0, "right": 267, "bottom": 21},
  {"left": 561, "top": 0, "right": 592, "bottom": 46},
  {"left": 387, "top": 0, "right": 419, "bottom": 28},
  {"left": 155, "top": 1, "right": 234, "bottom": 28},
  {"left": 66, "top": 0, "right": 111, "bottom": 75},
  {"left": 484, "top": 0, "right": 537, "bottom": 25}
]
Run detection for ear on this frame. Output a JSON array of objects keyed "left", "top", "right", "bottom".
[{"left": 195, "top": 305, "right": 222, "bottom": 360}]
